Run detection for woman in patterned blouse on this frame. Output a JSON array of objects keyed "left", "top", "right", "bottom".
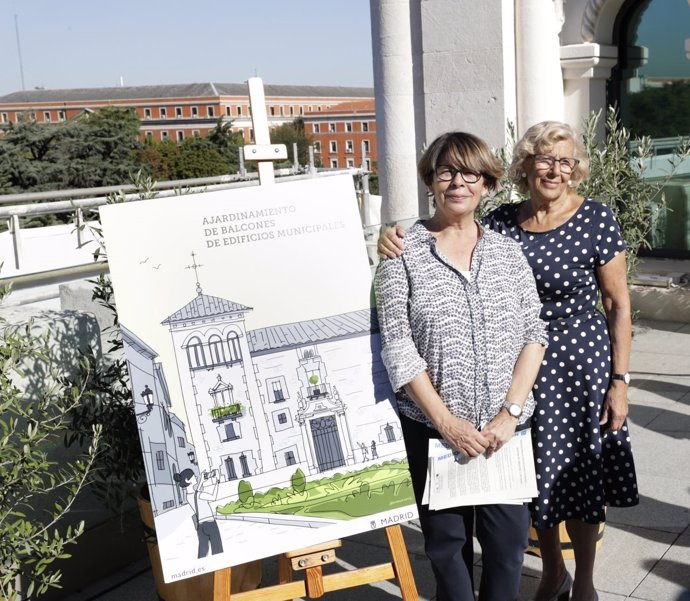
[{"left": 374, "top": 131, "right": 548, "bottom": 601}]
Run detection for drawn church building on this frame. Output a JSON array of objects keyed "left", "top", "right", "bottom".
[{"left": 125, "top": 282, "right": 404, "bottom": 514}]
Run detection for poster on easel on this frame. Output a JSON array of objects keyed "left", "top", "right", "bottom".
[{"left": 99, "top": 174, "right": 417, "bottom": 583}]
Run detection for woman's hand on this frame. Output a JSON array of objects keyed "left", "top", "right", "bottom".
[
  {"left": 435, "top": 414, "right": 490, "bottom": 458},
  {"left": 402, "top": 373, "right": 488, "bottom": 458},
  {"left": 377, "top": 225, "right": 406, "bottom": 258},
  {"left": 600, "top": 382, "right": 629, "bottom": 434},
  {"left": 483, "top": 410, "right": 518, "bottom": 453}
]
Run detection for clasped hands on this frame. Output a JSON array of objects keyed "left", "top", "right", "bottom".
[{"left": 435, "top": 412, "right": 517, "bottom": 458}]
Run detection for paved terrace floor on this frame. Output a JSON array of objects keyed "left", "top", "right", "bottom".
[{"left": 64, "top": 320, "right": 690, "bottom": 601}]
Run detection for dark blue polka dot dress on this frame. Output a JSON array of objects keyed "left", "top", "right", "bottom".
[{"left": 482, "top": 199, "right": 639, "bottom": 529}]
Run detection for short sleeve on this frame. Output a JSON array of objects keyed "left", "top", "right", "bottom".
[
  {"left": 593, "top": 202, "right": 627, "bottom": 266},
  {"left": 373, "top": 257, "right": 427, "bottom": 392},
  {"left": 510, "top": 243, "right": 549, "bottom": 347},
  {"left": 481, "top": 203, "right": 516, "bottom": 237}
]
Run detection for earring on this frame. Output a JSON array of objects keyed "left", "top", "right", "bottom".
[{"left": 521, "top": 172, "right": 526, "bottom": 178}]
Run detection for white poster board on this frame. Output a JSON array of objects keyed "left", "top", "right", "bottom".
[{"left": 99, "top": 175, "right": 417, "bottom": 583}]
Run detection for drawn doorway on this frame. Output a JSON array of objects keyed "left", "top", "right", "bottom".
[{"left": 310, "top": 415, "right": 345, "bottom": 472}]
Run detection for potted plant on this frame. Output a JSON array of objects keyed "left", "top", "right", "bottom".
[{"left": 0, "top": 284, "right": 101, "bottom": 601}]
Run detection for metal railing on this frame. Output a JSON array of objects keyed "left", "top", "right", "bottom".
[
  {"left": 628, "top": 136, "right": 689, "bottom": 156},
  {"left": 0, "top": 166, "right": 373, "bottom": 303}
]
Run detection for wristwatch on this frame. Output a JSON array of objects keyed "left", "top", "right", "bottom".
[
  {"left": 502, "top": 400, "right": 523, "bottom": 418},
  {"left": 611, "top": 372, "right": 631, "bottom": 384}
]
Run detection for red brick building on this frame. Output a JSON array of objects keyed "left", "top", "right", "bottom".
[
  {"left": 0, "top": 83, "right": 374, "bottom": 145},
  {"left": 302, "top": 100, "right": 376, "bottom": 171}
]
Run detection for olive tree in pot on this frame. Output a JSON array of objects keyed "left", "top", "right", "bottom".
[{"left": 0, "top": 283, "right": 101, "bottom": 601}]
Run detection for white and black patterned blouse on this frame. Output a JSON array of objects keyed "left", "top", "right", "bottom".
[{"left": 374, "top": 220, "right": 548, "bottom": 430}]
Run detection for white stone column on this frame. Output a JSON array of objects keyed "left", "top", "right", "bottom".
[
  {"left": 420, "top": 0, "right": 514, "bottom": 149},
  {"left": 561, "top": 43, "right": 618, "bottom": 139},
  {"left": 370, "top": 0, "right": 422, "bottom": 225},
  {"left": 515, "top": 0, "right": 565, "bottom": 134}
]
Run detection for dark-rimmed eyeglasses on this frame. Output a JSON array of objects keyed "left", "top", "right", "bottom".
[
  {"left": 531, "top": 154, "right": 580, "bottom": 174},
  {"left": 435, "top": 166, "right": 482, "bottom": 184}
]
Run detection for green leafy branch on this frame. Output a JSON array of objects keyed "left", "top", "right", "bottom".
[{"left": 0, "top": 301, "right": 102, "bottom": 601}]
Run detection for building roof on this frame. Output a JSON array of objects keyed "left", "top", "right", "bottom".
[
  {"left": 304, "top": 99, "right": 376, "bottom": 117},
  {"left": 162, "top": 292, "right": 253, "bottom": 325},
  {"left": 0, "top": 83, "right": 374, "bottom": 104},
  {"left": 120, "top": 324, "right": 158, "bottom": 360},
  {"left": 248, "top": 308, "right": 379, "bottom": 355}
]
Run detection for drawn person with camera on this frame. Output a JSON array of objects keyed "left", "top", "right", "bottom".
[{"left": 174, "top": 467, "right": 224, "bottom": 558}]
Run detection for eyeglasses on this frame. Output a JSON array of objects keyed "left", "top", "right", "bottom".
[
  {"left": 435, "top": 166, "right": 482, "bottom": 184},
  {"left": 531, "top": 154, "right": 580, "bottom": 174}
]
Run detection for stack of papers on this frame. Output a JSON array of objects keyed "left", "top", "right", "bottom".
[{"left": 422, "top": 428, "right": 538, "bottom": 509}]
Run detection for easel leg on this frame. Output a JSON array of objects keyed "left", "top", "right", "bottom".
[
  {"left": 211, "top": 529, "right": 417, "bottom": 600},
  {"left": 385, "top": 525, "right": 419, "bottom": 601},
  {"left": 213, "top": 567, "right": 231, "bottom": 601},
  {"left": 278, "top": 553, "right": 293, "bottom": 584},
  {"left": 305, "top": 565, "right": 325, "bottom": 598}
]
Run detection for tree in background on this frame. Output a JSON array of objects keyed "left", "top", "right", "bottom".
[
  {"left": 137, "top": 138, "right": 229, "bottom": 181},
  {"left": 63, "top": 107, "right": 141, "bottom": 189},
  {"left": 0, "top": 107, "right": 141, "bottom": 195},
  {"left": 137, "top": 119, "right": 246, "bottom": 179},
  {"left": 0, "top": 120, "right": 77, "bottom": 193},
  {"left": 269, "top": 118, "right": 314, "bottom": 167},
  {"left": 206, "top": 118, "right": 245, "bottom": 173},
  {"left": 628, "top": 81, "right": 690, "bottom": 139}
]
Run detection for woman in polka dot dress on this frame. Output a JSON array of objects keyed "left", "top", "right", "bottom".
[
  {"left": 378, "top": 122, "right": 639, "bottom": 601},
  {"left": 483, "top": 121, "right": 639, "bottom": 601}
]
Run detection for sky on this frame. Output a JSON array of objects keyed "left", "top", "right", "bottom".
[
  {"left": 0, "top": 1, "right": 374, "bottom": 97},
  {"left": 634, "top": 0, "right": 690, "bottom": 78}
]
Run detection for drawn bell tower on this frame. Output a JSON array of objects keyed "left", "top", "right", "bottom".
[{"left": 162, "top": 252, "right": 275, "bottom": 480}]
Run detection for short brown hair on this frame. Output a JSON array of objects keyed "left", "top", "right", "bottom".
[
  {"left": 418, "top": 131, "right": 503, "bottom": 192},
  {"left": 509, "top": 121, "right": 589, "bottom": 195}
]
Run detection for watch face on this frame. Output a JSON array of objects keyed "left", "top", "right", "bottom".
[{"left": 508, "top": 403, "right": 521, "bottom": 417}]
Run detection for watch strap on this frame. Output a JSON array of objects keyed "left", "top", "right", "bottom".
[
  {"left": 611, "top": 372, "right": 630, "bottom": 384},
  {"left": 502, "top": 400, "right": 523, "bottom": 418}
]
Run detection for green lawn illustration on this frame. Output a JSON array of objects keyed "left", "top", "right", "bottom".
[{"left": 217, "top": 460, "right": 414, "bottom": 520}]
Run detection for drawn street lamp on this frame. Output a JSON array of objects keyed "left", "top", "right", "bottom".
[
  {"left": 188, "top": 450, "right": 197, "bottom": 465},
  {"left": 136, "top": 384, "right": 155, "bottom": 422}
]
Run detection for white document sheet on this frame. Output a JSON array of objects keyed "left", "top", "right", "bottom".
[{"left": 423, "top": 429, "right": 538, "bottom": 509}]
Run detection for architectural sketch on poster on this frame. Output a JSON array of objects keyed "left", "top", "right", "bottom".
[{"left": 99, "top": 176, "right": 417, "bottom": 582}]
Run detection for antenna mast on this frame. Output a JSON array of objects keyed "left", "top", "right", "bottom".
[{"left": 14, "top": 14, "right": 26, "bottom": 90}]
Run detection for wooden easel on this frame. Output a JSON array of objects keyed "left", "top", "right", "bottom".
[
  {"left": 206, "top": 78, "right": 418, "bottom": 601},
  {"left": 212, "top": 524, "right": 417, "bottom": 600}
]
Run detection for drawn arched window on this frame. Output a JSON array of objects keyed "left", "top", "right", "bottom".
[
  {"left": 384, "top": 423, "right": 395, "bottom": 443},
  {"left": 239, "top": 453, "right": 251, "bottom": 477},
  {"left": 225, "top": 457, "right": 237, "bottom": 480},
  {"left": 227, "top": 332, "right": 242, "bottom": 362},
  {"left": 163, "top": 411, "right": 173, "bottom": 437},
  {"left": 208, "top": 334, "right": 226, "bottom": 365},
  {"left": 186, "top": 336, "right": 206, "bottom": 369}
]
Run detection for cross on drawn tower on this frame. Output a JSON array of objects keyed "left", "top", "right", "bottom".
[{"left": 186, "top": 252, "right": 204, "bottom": 296}]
